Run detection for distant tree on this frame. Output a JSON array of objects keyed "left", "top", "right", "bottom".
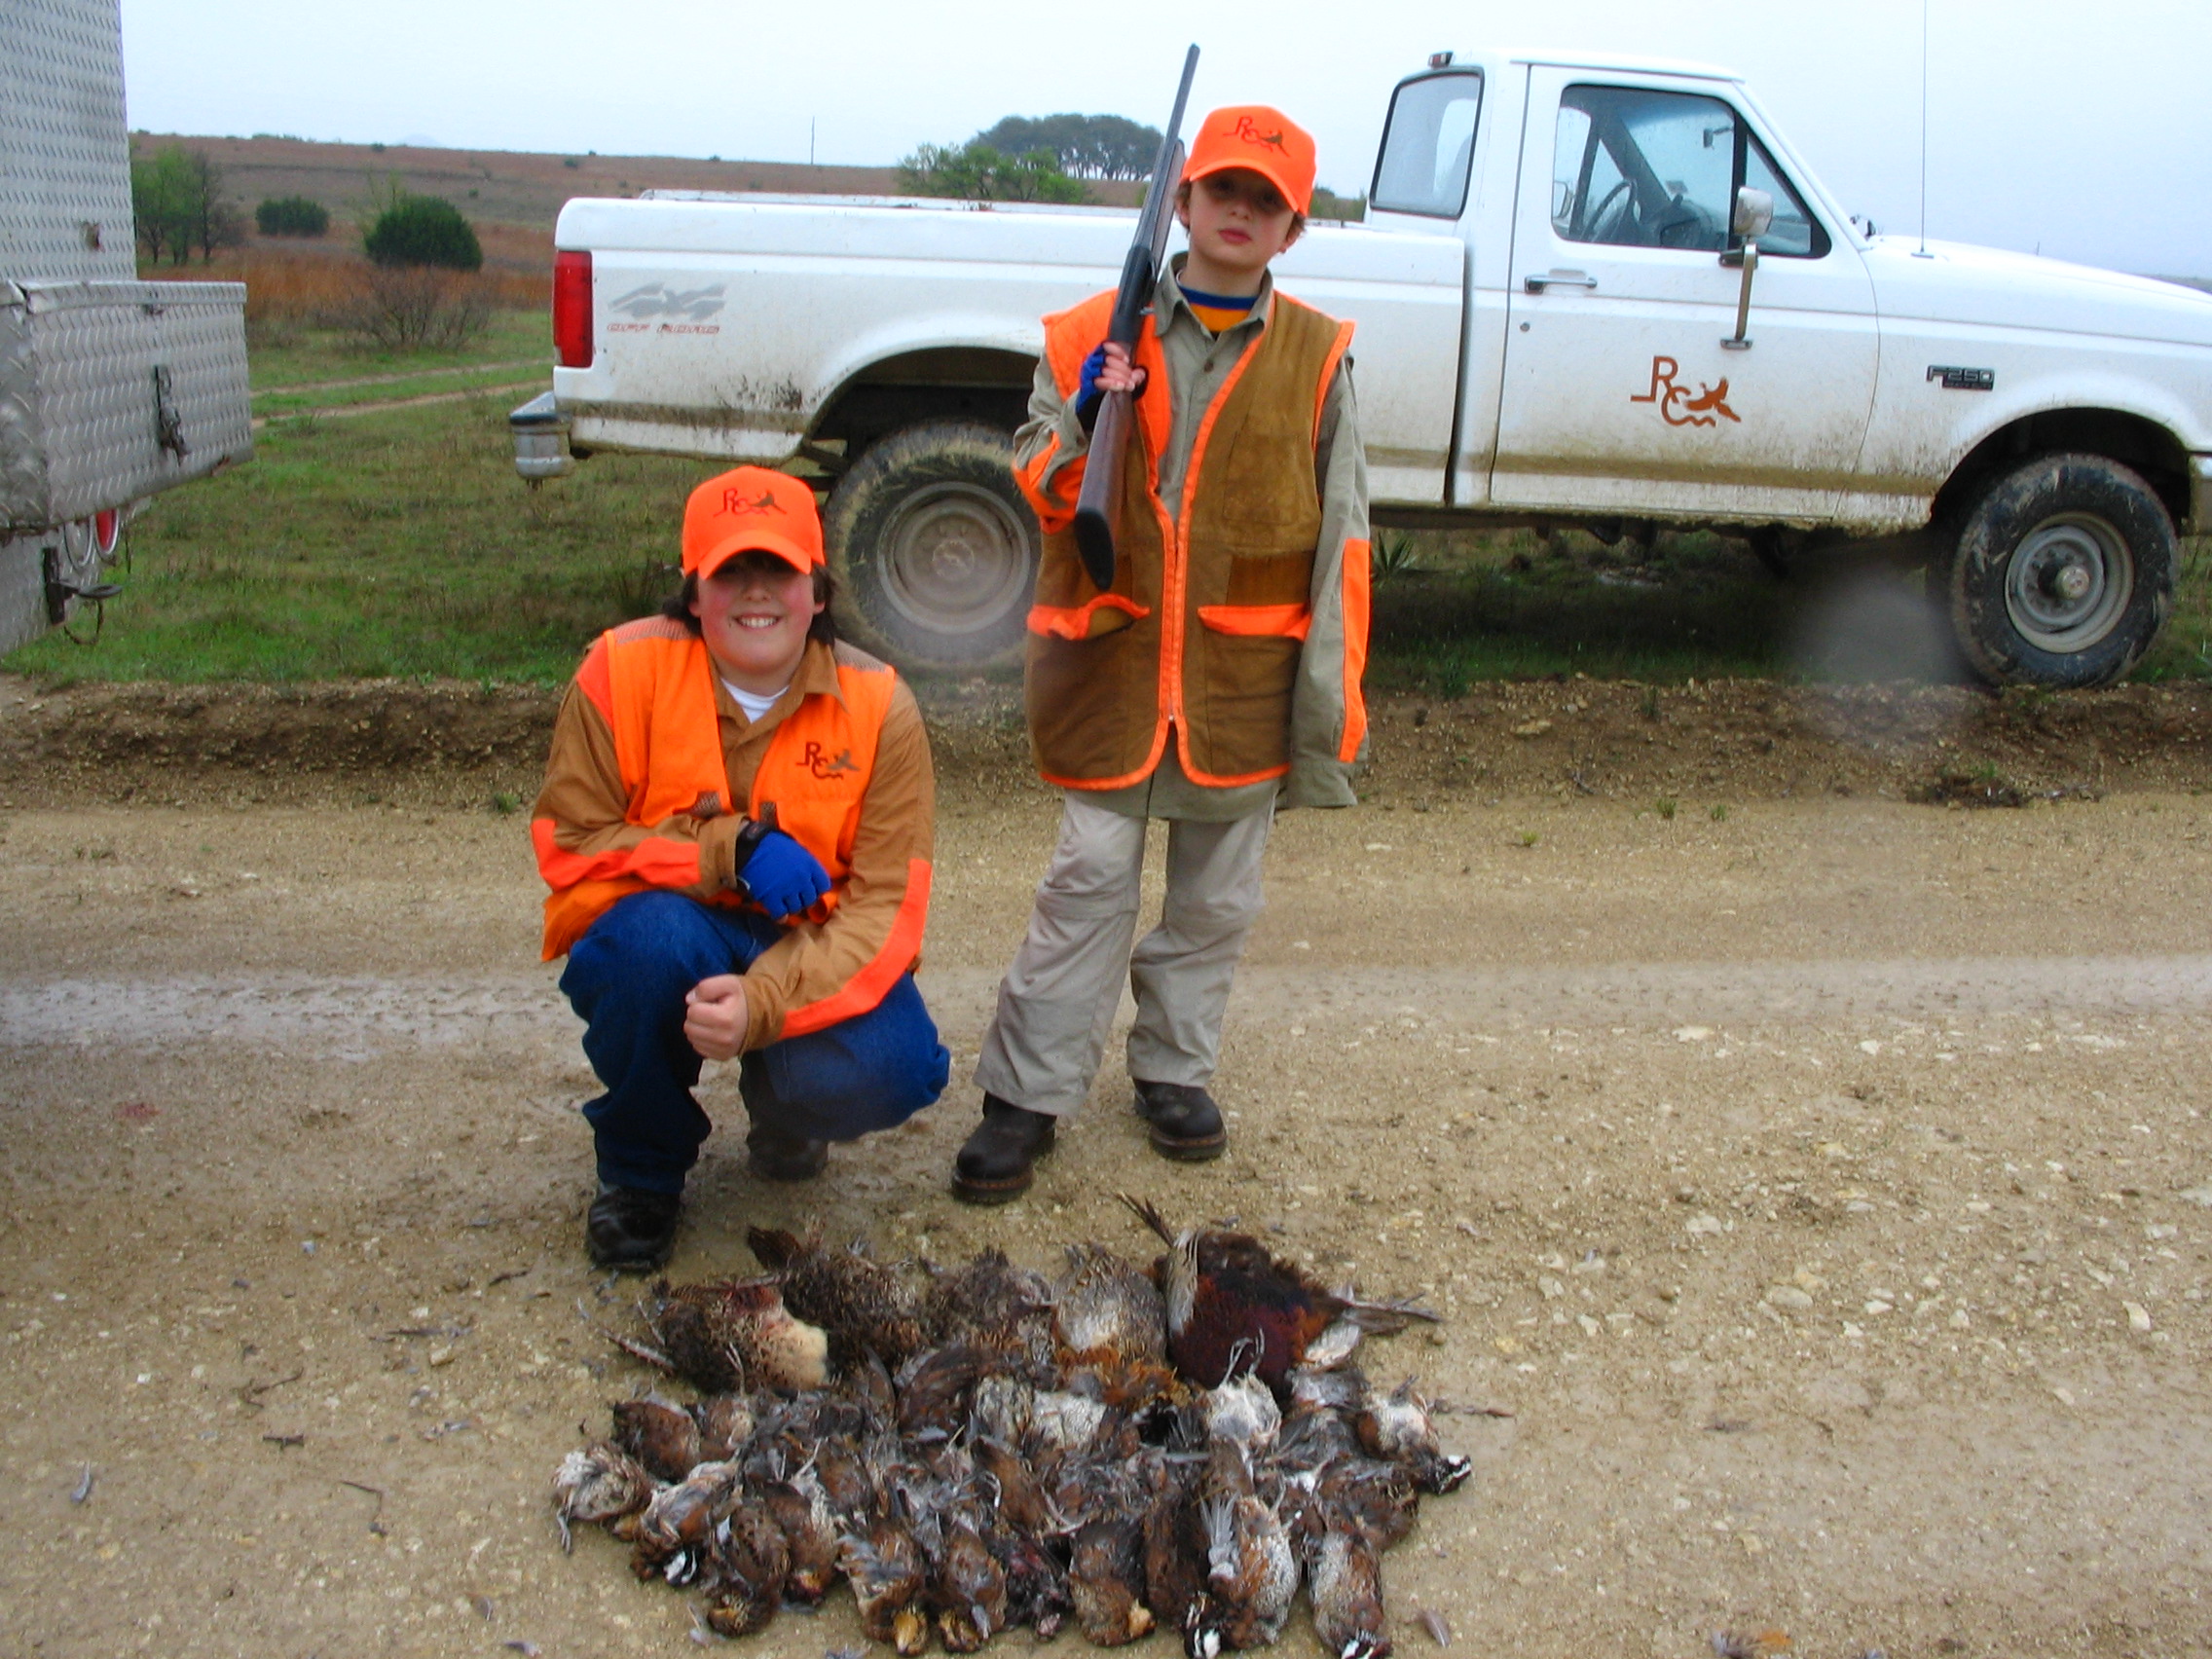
[
  {"left": 897, "top": 141, "right": 1086, "bottom": 203},
  {"left": 256, "top": 195, "right": 330, "bottom": 237},
  {"left": 974, "top": 114, "right": 1161, "bottom": 180},
  {"left": 363, "top": 194, "right": 483, "bottom": 271},
  {"left": 129, "top": 143, "right": 241, "bottom": 264},
  {"left": 1308, "top": 187, "right": 1366, "bottom": 222},
  {"left": 130, "top": 146, "right": 194, "bottom": 264}
]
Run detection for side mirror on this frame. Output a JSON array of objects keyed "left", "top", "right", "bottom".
[
  {"left": 1720, "top": 188, "right": 1774, "bottom": 351},
  {"left": 1731, "top": 186, "right": 1775, "bottom": 241}
]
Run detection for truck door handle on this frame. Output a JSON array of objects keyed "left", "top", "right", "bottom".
[{"left": 1524, "top": 271, "right": 1598, "bottom": 293}]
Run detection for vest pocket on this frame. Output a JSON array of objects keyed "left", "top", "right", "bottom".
[
  {"left": 1027, "top": 593, "right": 1150, "bottom": 641},
  {"left": 1197, "top": 603, "right": 1311, "bottom": 641}
]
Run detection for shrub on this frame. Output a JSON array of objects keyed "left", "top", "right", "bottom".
[
  {"left": 326, "top": 266, "right": 490, "bottom": 350},
  {"left": 256, "top": 195, "right": 329, "bottom": 237},
  {"left": 363, "top": 195, "right": 482, "bottom": 271}
]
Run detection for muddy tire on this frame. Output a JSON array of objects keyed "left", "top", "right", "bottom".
[
  {"left": 823, "top": 422, "right": 1039, "bottom": 671},
  {"left": 1937, "top": 453, "right": 2175, "bottom": 688}
]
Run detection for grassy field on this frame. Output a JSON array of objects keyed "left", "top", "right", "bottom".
[{"left": 7, "top": 315, "right": 2208, "bottom": 688}]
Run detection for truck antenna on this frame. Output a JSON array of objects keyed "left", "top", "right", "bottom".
[{"left": 1915, "top": 0, "right": 1934, "bottom": 258}]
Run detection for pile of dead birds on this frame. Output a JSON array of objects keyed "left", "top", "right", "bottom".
[{"left": 553, "top": 1196, "right": 1473, "bottom": 1657}]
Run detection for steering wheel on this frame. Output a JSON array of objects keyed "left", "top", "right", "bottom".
[
  {"left": 1584, "top": 178, "right": 1635, "bottom": 242},
  {"left": 1651, "top": 193, "right": 1721, "bottom": 250}
]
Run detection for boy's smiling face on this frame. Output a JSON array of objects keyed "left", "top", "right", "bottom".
[
  {"left": 1178, "top": 168, "right": 1301, "bottom": 295},
  {"left": 690, "top": 550, "right": 822, "bottom": 693}
]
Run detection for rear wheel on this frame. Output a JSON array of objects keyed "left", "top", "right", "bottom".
[
  {"left": 823, "top": 422, "right": 1039, "bottom": 671},
  {"left": 1938, "top": 452, "right": 2175, "bottom": 687}
]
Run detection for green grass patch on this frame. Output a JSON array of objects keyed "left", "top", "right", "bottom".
[
  {"left": 245, "top": 311, "right": 550, "bottom": 392},
  {"left": 4, "top": 394, "right": 696, "bottom": 684},
  {"left": 10, "top": 366, "right": 2209, "bottom": 690}
]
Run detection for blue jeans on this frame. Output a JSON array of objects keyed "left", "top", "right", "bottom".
[{"left": 560, "top": 890, "right": 948, "bottom": 1194}]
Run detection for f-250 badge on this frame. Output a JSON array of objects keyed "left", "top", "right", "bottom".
[{"left": 1630, "top": 355, "right": 1740, "bottom": 427}]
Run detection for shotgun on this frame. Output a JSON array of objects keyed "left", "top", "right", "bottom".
[{"left": 1071, "top": 43, "right": 1199, "bottom": 591}]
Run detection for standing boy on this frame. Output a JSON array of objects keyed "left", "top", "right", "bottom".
[
  {"left": 954, "top": 106, "right": 1370, "bottom": 1203},
  {"left": 535, "top": 466, "right": 948, "bottom": 1269}
]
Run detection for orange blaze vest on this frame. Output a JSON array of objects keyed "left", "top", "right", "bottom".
[
  {"left": 538, "top": 620, "right": 896, "bottom": 959},
  {"left": 1017, "top": 287, "right": 1353, "bottom": 790}
]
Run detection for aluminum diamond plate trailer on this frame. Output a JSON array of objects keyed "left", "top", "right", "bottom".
[
  {"left": 522, "top": 50, "right": 2212, "bottom": 687},
  {"left": 1, "top": 0, "right": 252, "bottom": 654}
]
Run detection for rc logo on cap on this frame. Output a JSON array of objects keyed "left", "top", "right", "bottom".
[
  {"left": 1183, "top": 104, "right": 1317, "bottom": 216},
  {"left": 1229, "top": 115, "right": 1288, "bottom": 154},
  {"left": 682, "top": 464, "right": 826, "bottom": 576}
]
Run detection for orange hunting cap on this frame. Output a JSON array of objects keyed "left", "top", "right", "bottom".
[
  {"left": 1182, "top": 105, "right": 1317, "bottom": 216},
  {"left": 681, "top": 465, "right": 825, "bottom": 578}
]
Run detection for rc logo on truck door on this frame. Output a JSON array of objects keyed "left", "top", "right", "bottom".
[{"left": 1629, "top": 355, "right": 1741, "bottom": 428}]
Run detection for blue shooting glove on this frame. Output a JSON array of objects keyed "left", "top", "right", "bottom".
[
  {"left": 1074, "top": 344, "right": 1109, "bottom": 430},
  {"left": 732, "top": 826, "right": 830, "bottom": 919}
]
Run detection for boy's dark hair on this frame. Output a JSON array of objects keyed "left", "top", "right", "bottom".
[
  {"left": 661, "top": 558, "right": 839, "bottom": 646},
  {"left": 1175, "top": 177, "right": 1308, "bottom": 244}
]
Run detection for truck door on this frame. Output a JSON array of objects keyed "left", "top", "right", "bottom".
[{"left": 1492, "top": 67, "right": 1878, "bottom": 521}]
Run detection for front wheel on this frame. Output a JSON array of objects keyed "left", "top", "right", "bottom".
[
  {"left": 823, "top": 422, "right": 1040, "bottom": 671},
  {"left": 1938, "top": 452, "right": 2175, "bottom": 687}
]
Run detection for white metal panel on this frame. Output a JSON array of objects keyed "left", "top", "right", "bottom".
[
  {"left": 0, "top": 279, "right": 252, "bottom": 530},
  {"left": 0, "top": 0, "right": 135, "bottom": 283}
]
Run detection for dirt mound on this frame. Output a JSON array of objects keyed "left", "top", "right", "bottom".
[{"left": 5, "top": 674, "right": 2211, "bottom": 808}]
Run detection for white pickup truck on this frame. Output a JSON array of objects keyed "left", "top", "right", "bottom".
[{"left": 515, "top": 48, "right": 2212, "bottom": 688}]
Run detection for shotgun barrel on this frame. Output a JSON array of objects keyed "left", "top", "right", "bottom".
[{"left": 1071, "top": 44, "right": 1199, "bottom": 591}]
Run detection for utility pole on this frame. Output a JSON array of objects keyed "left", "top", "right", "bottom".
[{"left": 810, "top": 119, "right": 816, "bottom": 167}]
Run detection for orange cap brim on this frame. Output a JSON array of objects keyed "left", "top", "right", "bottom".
[
  {"left": 692, "top": 531, "right": 819, "bottom": 579},
  {"left": 1185, "top": 154, "right": 1311, "bottom": 216}
]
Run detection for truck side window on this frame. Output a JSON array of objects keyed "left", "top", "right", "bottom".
[
  {"left": 1552, "top": 85, "right": 1828, "bottom": 258},
  {"left": 1371, "top": 70, "right": 1484, "bottom": 219}
]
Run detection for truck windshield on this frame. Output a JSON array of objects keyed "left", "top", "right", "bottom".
[
  {"left": 1371, "top": 70, "right": 1484, "bottom": 219},
  {"left": 1552, "top": 84, "right": 1827, "bottom": 258}
]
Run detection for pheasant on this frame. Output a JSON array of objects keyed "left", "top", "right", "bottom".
[
  {"left": 749, "top": 1225, "right": 928, "bottom": 1372},
  {"left": 1121, "top": 1195, "right": 1437, "bottom": 1394},
  {"left": 646, "top": 1276, "right": 829, "bottom": 1393}
]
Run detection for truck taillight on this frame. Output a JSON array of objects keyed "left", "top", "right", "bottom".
[{"left": 553, "top": 250, "right": 593, "bottom": 368}]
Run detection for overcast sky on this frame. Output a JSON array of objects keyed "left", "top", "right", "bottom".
[{"left": 121, "top": 0, "right": 2212, "bottom": 276}]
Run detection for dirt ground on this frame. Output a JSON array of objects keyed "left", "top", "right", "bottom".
[{"left": 3, "top": 676, "right": 2211, "bottom": 1659}]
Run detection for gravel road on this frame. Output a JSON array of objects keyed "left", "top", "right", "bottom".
[{"left": 2, "top": 691, "right": 2209, "bottom": 1658}]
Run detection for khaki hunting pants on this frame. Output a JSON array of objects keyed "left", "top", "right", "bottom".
[{"left": 973, "top": 793, "right": 1273, "bottom": 1118}]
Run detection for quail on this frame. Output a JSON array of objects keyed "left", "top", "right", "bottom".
[
  {"left": 841, "top": 1514, "right": 932, "bottom": 1655},
  {"left": 702, "top": 1505, "right": 790, "bottom": 1637},
  {"left": 631, "top": 1459, "right": 742, "bottom": 1585},
  {"left": 1070, "top": 1517, "right": 1158, "bottom": 1645},
  {"left": 551, "top": 1441, "right": 656, "bottom": 1550},
  {"left": 1307, "top": 1525, "right": 1392, "bottom": 1659},
  {"left": 610, "top": 1394, "right": 702, "bottom": 1483},
  {"left": 1354, "top": 1378, "right": 1474, "bottom": 1495}
]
